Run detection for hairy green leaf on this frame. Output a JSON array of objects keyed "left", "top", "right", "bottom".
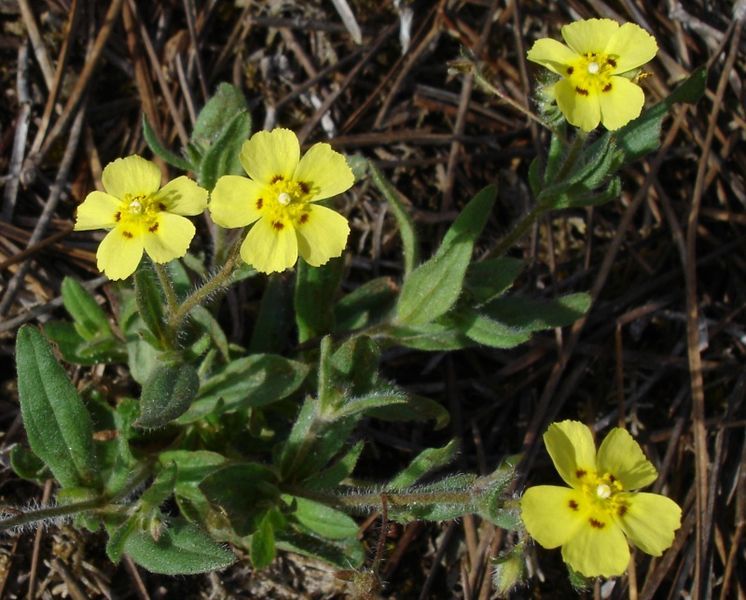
[
  {"left": 16, "top": 326, "right": 99, "bottom": 489},
  {"left": 135, "top": 363, "right": 200, "bottom": 429},
  {"left": 124, "top": 518, "right": 235, "bottom": 575},
  {"left": 295, "top": 257, "right": 344, "bottom": 343}
]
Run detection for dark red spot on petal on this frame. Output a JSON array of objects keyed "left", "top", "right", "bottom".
[
  {"left": 299, "top": 213, "right": 309, "bottom": 224},
  {"left": 566, "top": 66, "right": 574, "bottom": 75},
  {"left": 575, "top": 469, "right": 587, "bottom": 479},
  {"left": 602, "top": 83, "right": 613, "bottom": 93},
  {"left": 158, "top": 202, "right": 167, "bottom": 211},
  {"left": 272, "top": 221, "right": 285, "bottom": 230},
  {"left": 589, "top": 518, "right": 605, "bottom": 529},
  {"left": 298, "top": 181, "right": 310, "bottom": 194},
  {"left": 568, "top": 500, "right": 579, "bottom": 511},
  {"left": 148, "top": 222, "right": 159, "bottom": 233},
  {"left": 607, "top": 58, "right": 617, "bottom": 68},
  {"left": 617, "top": 505, "right": 628, "bottom": 517},
  {"left": 256, "top": 197, "right": 263, "bottom": 210},
  {"left": 270, "top": 175, "right": 284, "bottom": 183},
  {"left": 575, "top": 86, "right": 589, "bottom": 96},
  {"left": 114, "top": 211, "right": 121, "bottom": 221},
  {"left": 122, "top": 231, "right": 134, "bottom": 239},
  {"left": 609, "top": 474, "right": 616, "bottom": 483}
]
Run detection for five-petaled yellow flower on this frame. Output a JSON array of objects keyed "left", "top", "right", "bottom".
[
  {"left": 521, "top": 420, "right": 681, "bottom": 578},
  {"left": 74, "top": 156, "right": 208, "bottom": 280},
  {"left": 527, "top": 19, "right": 658, "bottom": 131},
  {"left": 208, "top": 128, "right": 353, "bottom": 274}
]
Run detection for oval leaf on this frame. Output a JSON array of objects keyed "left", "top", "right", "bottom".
[
  {"left": 16, "top": 326, "right": 99, "bottom": 488},
  {"left": 135, "top": 363, "right": 200, "bottom": 429}
]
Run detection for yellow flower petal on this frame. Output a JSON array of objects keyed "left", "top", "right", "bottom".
[
  {"left": 598, "top": 76, "right": 645, "bottom": 130},
  {"left": 102, "top": 155, "right": 161, "bottom": 199},
  {"left": 561, "top": 18, "right": 619, "bottom": 55},
  {"left": 295, "top": 204, "right": 350, "bottom": 267},
  {"left": 156, "top": 176, "right": 208, "bottom": 216},
  {"left": 293, "top": 143, "right": 355, "bottom": 201},
  {"left": 605, "top": 23, "right": 658, "bottom": 74},
  {"left": 527, "top": 38, "right": 578, "bottom": 75},
  {"left": 209, "top": 175, "right": 265, "bottom": 228},
  {"left": 74, "top": 191, "right": 119, "bottom": 231},
  {"left": 544, "top": 420, "right": 597, "bottom": 488},
  {"left": 97, "top": 227, "right": 144, "bottom": 280},
  {"left": 596, "top": 428, "right": 657, "bottom": 490},
  {"left": 561, "top": 517, "right": 630, "bottom": 577},
  {"left": 616, "top": 492, "right": 681, "bottom": 556},
  {"left": 240, "top": 128, "right": 300, "bottom": 185},
  {"left": 554, "top": 79, "right": 601, "bottom": 132},
  {"left": 241, "top": 217, "right": 298, "bottom": 274},
  {"left": 142, "top": 213, "right": 196, "bottom": 264},
  {"left": 521, "top": 485, "right": 587, "bottom": 548}
]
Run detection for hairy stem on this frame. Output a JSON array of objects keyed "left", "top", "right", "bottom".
[
  {"left": 167, "top": 239, "right": 242, "bottom": 334},
  {"left": 153, "top": 262, "right": 179, "bottom": 315},
  {"left": 484, "top": 204, "right": 545, "bottom": 260},
  {"left": 0, "top": 464, "right": 151, "bottom": 532}
]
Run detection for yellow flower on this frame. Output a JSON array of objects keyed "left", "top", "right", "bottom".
[
  {"left": 74, "top": 155, "right": 208, "bottom": 280},
  {"left": 208, "top": 128, "right": 353, "bottom": 274},
  {"left": 527, "top": 19, "right": 658, "bottom": 131},
  {"left": 520, "top": 420, "right": 681, "bottom": 578}
]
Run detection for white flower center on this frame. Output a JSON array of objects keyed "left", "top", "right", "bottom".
[
  {"left": 128, "top": 199, "right": 143, "bottom": 214},
  {"left": 596, "top": 483, "right": 611, "bottom": 499},
  {"left": 277, "top": 192, "right": 291, "bottom": 206},
  {"left": 587, "top": 61, "right": 600, "bottom": 74}
]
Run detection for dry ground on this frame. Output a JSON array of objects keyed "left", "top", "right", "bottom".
[{"left": 0, "top": 0, "right": 744, "bottom": 598}]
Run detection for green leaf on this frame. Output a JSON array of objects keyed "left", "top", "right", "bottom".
[
  {"left": 43, "top": 321, "right": 126, "bottom": 366},
  {"left": 319, "top": 335, "right": 380, "bottom": 414},
  {"left": 9, "top": 444, "right": 48, "bottom": 482},
  {"left": 249, "top": 274, "right": 293, "bottom": 354},
  {"left": 198, "top": 110, "right": 252, "bottom": 190},
  {"left": 334, "top": 276, "right": 397, "bottom": 332},
  {"left": 387, "top": 473, "right": 478, "bottom": 523},
  {"left": 308, "top": 441, "right": 364, "bottom": 489},
  {"left": 120, "top": 292, "right": 161, "bottom": 385},
  {"left": 369, "top": 162, "right": 418, "bottom": 275},
  {"left": 61, "top": 277, "right": 112, "bottom": 340},
  {"left": 142, "top": 115, "right": 192, "bottom": 171},
  {"left": 159, "top": 450, "right": 227, "bottom": 489},
  {"left": 106, "top": 516, "right": 139, "bottom": 564},
  {"left": 16, "top": 326, "right": 99, "bottom": 489},
  {"left": 135, "top": 363, "right": 200, "bottom": 429},
  {"left": 289, "top": 496, "right": 359, "bottom": 541},
  {"left": 451, "top": 309, "right": 532, "bottom": 349},
  {"left": 386, "top": 321, "right": 472, "bottom": 351},
  {"left": 367, "top": 393, "right": 450, "bottom": 430},
  {"left": 482, "top": 292, "right": 591, "bottom": 332},
  {"left": 465, "top": 257, "right": 523, "bottom": 304},
  {"left": 279, "top": 397, "right": 357, "bottom": 480},
  {"left": 123, "top": 518, "right": 235, "bottom": 575},
  {"left": 134, "top": 268, "right": 167, "bottom": 345},
  {"left": 295, "top": 257, "right": 344, "bottom": 343},
  {"left": 387, "top": 440, "right": 459, "bottom": 490},
  {"left": 191, "top": 83, "right": 249, "bottom": 148},
  {"left": 396, "top": 185, "right": 496, "bottom": 326},
  {"left": 178, "top": 354, "right": 309, "bottom": 423},
  {"left": 200, "top": 464, "right": 279, "bottom": 537},
  {"left": 190, "top": 305, "right": 230, "bottom": 361},
  {"left": 249, "top": 511, "right": 276, "bottom": 569},
  {"left": 335, "top": 388, "right": 408, "bottom": 420},
  {"left": 276, "top": 529, "right": 364, "bottom": 569}
]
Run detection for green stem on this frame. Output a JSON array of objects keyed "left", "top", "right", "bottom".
[
  {"left": 167, "top": 239, "right": 242, "bottom": 334},
  {"left": 283, "top": 484, "right": 472, "bottom": 513},
  {"left": 484, "top": 204, "right": 546, "bottom": 260},
  {"left": 154, "top": 262, "right": 179, "bottom": 315},
  {"left": 0, "top": 464, "right": 152, "bottom": 532}
]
